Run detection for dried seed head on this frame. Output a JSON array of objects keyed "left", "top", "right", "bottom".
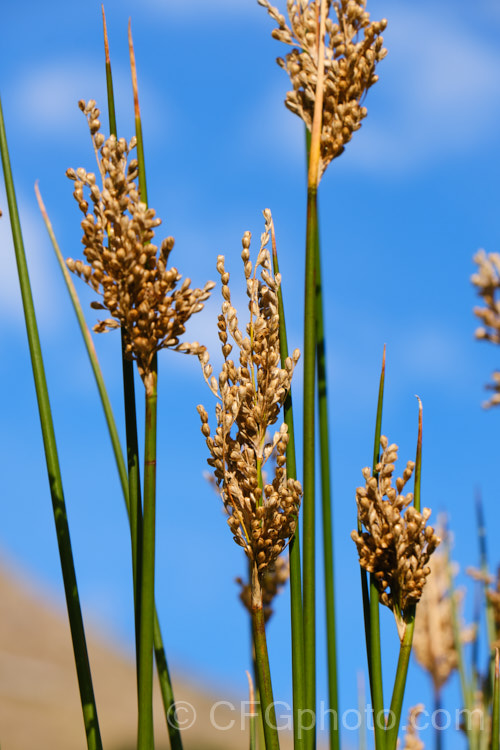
[
  {"left": 351, "top": 437, "right": 440, "bottom": 633},
  {"left": 472, "top": 250, "right": 500, "bottom": 407},
  {"left": 399, "top": 705, "right": 425, "bottom": 750},
  {"left": 259, "top": 0, "right": 387, "bottom": 178},
  {"left": 67, "top": 101, "right": 214, "bottom": 393},
  {"left": 198, "top": 211, "right": 302, "bottom": 573},
  {"left": 414, "top": 530, "right": 474, "bottom": 692},
  {"left": 236, "top": 555, "right": 289, "bottom": 622}
]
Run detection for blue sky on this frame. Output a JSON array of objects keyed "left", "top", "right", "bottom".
[{"left": 1, "top": 1, "right": 500, "bottom": 747}]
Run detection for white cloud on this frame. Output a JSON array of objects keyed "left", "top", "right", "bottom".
[{"left": 11, "top": 62, "right": 168, "bottom": 142}]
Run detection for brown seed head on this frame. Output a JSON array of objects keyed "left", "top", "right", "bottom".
[
  {"left": 351, "top": 436, "right": 440, "bottom": 632},
  {"left": 66, "top": 100, "right": 215, "bottom": 392},
  {"left": 472, "top": 250, "right": 500, "bottom": 407},
  {"left": 399, "top": 705, "right": 425, "bottom": 750},
  {"left": 414, "top": 533, "right": 474, "bottom": 692},
  {"left": 198, "top": 210, "right": 302, "bottom": 573},
  {"left": 236, "top": 555, "right": 289, "bottom": 622},
  {"left": 258, "top": 0, "right": 387, "bottom": 178}
]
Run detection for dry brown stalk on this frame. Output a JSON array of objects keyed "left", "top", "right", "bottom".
[
  {"left": 351, "top": 436, "right": 440, "bottom": 635},
  {"left": 258, "top": 0, "right": 387, "bottom": 180},
  {"left": 197, "top": 209, "right": 302, "bottom": 604},
  {"left": 471, "top": 250, "right": 500, "bottom": 406},
  {"left": 66, "top": 100, "right": 215, "bottom": 394},
  {"left": 414, "top": 543, "right": 474, "bottom": 694}
]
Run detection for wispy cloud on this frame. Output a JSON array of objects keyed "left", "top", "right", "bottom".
[
  {"left": 0, "top": 188, "right": 62, "bottom": 328},
  {"left": 10, "top": 62, "right": 168, "bottom": 142}
]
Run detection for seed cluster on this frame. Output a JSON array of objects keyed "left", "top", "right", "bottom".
[
  {"left": 472, "top": 250, "right": 500, "bottom": 407},
  {"left": 351, "top": 436, "right": 440, "bottom": 629},
  {"left": 197, "top": 210, "right": 302, "bottom": 573},
  {"left": 66, "top": 100, "right": 215, "bottom": 393},
  {"left": 237, "top": 555, "right": 289, "bottom": 622},
  {"left": 258, "top": 0, "right": 387, "bottom": 178}
]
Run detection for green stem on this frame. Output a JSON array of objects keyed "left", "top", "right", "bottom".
[
  {"left": 0, "top": 96, "right": 102, "bottom": 750},
  {"left": 125, "top": 22, "right": 183, "bottom": 748},
  {"left": 35, "top": 184, "right": 129, "bottom": 505},
  {"left": 370, "top": 578, "right": 386, "bottom": 750},
  {"left": 434, "top": 688, "right": 442, "bottom": 750},
  {"left": 367, "top": 348, "right": 386, "bottom": 750},
  {"left": 138, "top": 364, "right": 158, "bottom": 750},
  {"left": 492, "top": 651, "right": 500, "bottom": 750},
  {"left": 103, "top": 12, "right": 144, "bottom": 677},
  {"left": 303, "top": 185, "right": 318, "bottom": 750},
  {"left": 447, "top": 538, "right": 475, "bottom": 748},
  {"left": 271, "top": 218, "right": 305, "bottom": 750},
  {"left": 475, "top": 490, "right": 496, "bottom": 690},
  {"left": 252, "top": 570, "right": 280, "bottom": 750},
  {"left": 385, "top": 612, "right": 415, "bottom": 750},
  {"left": 246, "top": 669, "right": 257, "bottom": 750},
  {"left": 153, "top": 611, "right": 183, "bottom": 749},
  {"left": 385, "top": 398, "right": 422, "bottom": 750},
  {"left": 315, "top": 230, "right": 339, "bottom": 750}
]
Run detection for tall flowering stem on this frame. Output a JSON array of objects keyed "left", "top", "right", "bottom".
[
  {"left": 198, "top": 211, "right": 302, "bottom": 750},
  {"left": 367, "top": 348, "right": 386, "bottom": 750},
  {"left": 102, "top": 10, "right": 143, "bottom": 681},
  {"left": 259, "top": 4, "right": 388, "bottom": 744},
  {"left": 352, "top": 399, "right": 440, "bottom": 749},
  {"left": 270, "top": 217, "right": 306, "bottom": 749},
  {"left": 0, "top": 96, "right": 103, "bottom": 750},
  {"left": 66, "top": 93, "right": 213, "bottom": 749}
]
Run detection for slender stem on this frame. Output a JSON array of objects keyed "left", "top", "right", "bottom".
[
  {"left": 385, "top": 611, "right": 415, "bottom": 750},
  {"left": 413, "top": 397, "right": 422, "bottom": 513},
  {"left": 367, "top": 347, "right": 386, "bottom": 750},
  {"left": 0, "top": 96, "right": 102, "bottom": 750},
  {"left": 447, "top": 537, "right": 475, "bottom": 748},
  {"left": 475, "top": 489, "right": 496, "bottom": 689},
  {"left": 434, "top": 688, "right": 442, "bottom": 750},
  {"left": 302, "top": 5, "right": 327, "bottom": 742},
  {"left": 370, "top": 577, "right": 386, "bottom": 750},
  {"left": 138, "top": 366, "right": 158, "bottom": 750},
  {"left": 152, "top": 610, "right": 183, "bottom": 748},
  {"left": 492, "top": 650, "right": 500, "bottom": 750},
  {"left": 252, "top": 567, "right": 281, "bottom": 750},
  {"left": 315, "top": 218, "right": 339, "bottom": 750},
  {"left": 246, "top": 670, "right": 257, "bottom": 750},
  {"left": 385, "top": 398, "right": 423, "bottom": 750},
  {"left": 35, "top": 183, "right": 129, "bottom": 504},
  {"left": 102, "top": 7, "right": 144, "bottom": 676},
  {"left": 129, "top": 19, "right": 148, "bottom": 206},
  {"left": 303, "top": 186, "right": 318, "bottom": 749},
  {"left": 124, "top": 20, "right": 183, "bottom": 748},
  {"left": 271, "top": 217, "right": 305, "bottom": 750}
]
